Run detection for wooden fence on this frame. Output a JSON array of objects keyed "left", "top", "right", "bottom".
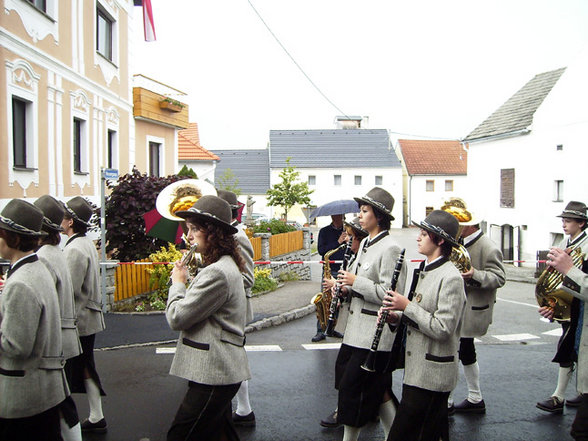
[
  {"left": 114, "top": 258, "right": 153, "bottom": 302},
  {"left": 113, "top": 230, "right": 304, "bottom": 302}
]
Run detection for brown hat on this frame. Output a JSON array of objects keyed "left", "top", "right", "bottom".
[
  {"left": 175, "top": 195, "right": 238, "bottom": 234},
  {"left": 0, "top": 199, "right": 47, "bottom": 237},
  {"left": 344, "top": 216, "right": 368, "bottom": 239},
  {"left": 412, "top": 210, "right": 459, "bottom": 246},
  {"left": 354, "top": 187, "right": 395, "bottom": 220},
  {"left": 64, "top": 196, "right": 94, "bottom": 227},
  {"left": 34, "top": 195, "right": 65, "bottom": 232},
  {"left": 217, "top": 189, "right": 240, "bottom": 209},
  {"left": 557, "top": 201, "right": 588, "bottom": 221}
]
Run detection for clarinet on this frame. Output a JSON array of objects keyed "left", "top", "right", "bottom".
[
  {"left": 324, "top": 237, "right": 354, "bottom": 336},
  {"left": 361, "top": 248, "right": 405, "bottom": 372}
]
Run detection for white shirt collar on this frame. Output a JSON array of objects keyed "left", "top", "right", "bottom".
[{"left": 463, "top": 229, "right": 482, "bottom": 246}]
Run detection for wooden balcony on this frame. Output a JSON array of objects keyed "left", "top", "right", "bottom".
[{"left": 133, "top": 87, "right": 189, "bottom": 129}]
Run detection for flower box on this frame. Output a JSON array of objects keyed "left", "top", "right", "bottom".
[{"left": 159, "top": 99, "right": 183, "bottom": 112}]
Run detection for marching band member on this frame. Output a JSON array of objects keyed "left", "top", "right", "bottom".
[
  {"left": 333, "top": 187, "right": 407, "bottom": 441},
  {"left": 34, "top": 195, "right": 83, "bottom": 441},
  {"left": 0, "top": 200, "right": 68, "bottom": 441},
  {"left": 382, "top": 210, "right": 466, "bottom": 441},
  {"left": 217, "top": 189, "right": 257, "bottom": 427},
  {"left": 320, "top": 217, "right": 368, "bottom": 429},
  {"left": 167, "top": 195, "right": 251, "bottom": 441},
  {"left": 61, "top": 197, "right": 107, "bottom": 433},
  {"left": 547, "top": 228, "right": 588, "bottom": 441},
  {"left": 441, "top": 198, "right": 505, "bottom": 414},
  {"left": 537, "top": 201, "right": 588, "bottom": 414}
]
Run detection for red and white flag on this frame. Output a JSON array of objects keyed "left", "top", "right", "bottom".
[{"left": 142, "top": 0, "right": 156, "bottom": 42}]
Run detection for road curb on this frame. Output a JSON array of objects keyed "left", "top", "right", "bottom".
[{"left": 245, "top": 304, "right": 316, "bottom": 333}]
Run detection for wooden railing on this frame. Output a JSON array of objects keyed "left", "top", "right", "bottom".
[
  {"left": 114, "top": 258, "right": 153, "bottom": 302},
  {"left": 269, "top": 230, "right": 303, "bottom": 258},
  {"left": 250, "top": 236, "right": 262, "bottom": 261}
]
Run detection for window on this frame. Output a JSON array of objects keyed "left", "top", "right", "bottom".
[
  {"left": 554, "top": 180, "right": 564, "bottom": 202},
  {"left": 97, "top": 7, "right": 113, "bottom": 61},
  {"left": 107, "top": 130, "right": 117, "bottom": 169},
  {"left": 425, "top": 206, "right": 434, "bottom": 216},
  {"left": 445, "top": 180, "right": 454, "bottom": 191},
  {"left": 426, "top": 180, "right": 434, "bottom": 192},
  {"left": 149, "top": 142, "right": 161, "bottom": 177},
  {"left": 308, "top": 175, "right": 316, "bottom": 186},
  {"left": 12, "top": 97, "right": 28, "bottom": 168},
  {"left": 500, "top": 168, "right": 515, "bottom": 208},
  {"left": 354, "top": 175, "right": 362, "bottom": 185},
  {"left": 334, "top": 175, "right": 341, "bottom": 186},
  {"left": 25, "top": 0, "right": 46, "bottom": 12},
  {"left": 556, "top": 144, "right": 563, "bottom": 151},
  {"left": 375, "top": 175, "right": 382, "bottom": 185},
  {"left": 73, "top": 118, "right": 83, "bottom": 173}
]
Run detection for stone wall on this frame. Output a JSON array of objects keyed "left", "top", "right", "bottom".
[
  {"left": 102, "top": 261, "right": 119, "bottom": 311},
  {"left": 254, "top": 228, "right": 312, "bottom": 281}
]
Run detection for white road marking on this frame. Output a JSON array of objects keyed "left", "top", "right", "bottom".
[
  {"left": 245, "top": 345, "right": 282, "bottom": 352},
  {"left": 496, "top": 297, "right": 539, "bottom": 309},
  {"left": 301, "top": 343, "right": 342, "bottom": 350},
  {"left": 493, "top": 333, "right": 540, "bottom": 342},
  {"left": 542, "top": 328, "right": 563, "bottom": 337},
  {"left": 156, "top": 347, "right": 176, "bottom": 354}
]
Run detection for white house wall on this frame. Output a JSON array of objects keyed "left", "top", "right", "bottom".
[{"left": 408, "top": 175, "right": 468, "bottom": 225}]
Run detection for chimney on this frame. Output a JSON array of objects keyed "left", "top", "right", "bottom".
[{"left": 334, "top": 115, "right": 368, "bottom": 129}]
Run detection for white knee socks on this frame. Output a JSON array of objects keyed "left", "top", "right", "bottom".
[
  {"left": 343, "top": 425, "right": 361, "bottom": 441},
  {"left": 552, "top": 366, "right": 573, "bottom": 400},
  {"left": 236, "top": 379, "right": 253, "bottom": 416},
  {"left": 84, "top": 378, "right": 104, "bottom": 423},
  {"left": 379, "top": 399, "right": 396, "bottom": 439},
  {"left": 463, "top": 362, "right": 482, "bottom": 403},
  {"left": 60, "top": 419, "right": 82, "bottom": 441}
]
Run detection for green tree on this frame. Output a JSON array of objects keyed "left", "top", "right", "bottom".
[
  {"left": 266, "top": 157, "right": 313, "bottom": 221},
  {"left": 217, "top": 168, "right": 241, "bottom": 195},
  {"left": 178, "top": 165, "right": 198, "bottom": 178}
]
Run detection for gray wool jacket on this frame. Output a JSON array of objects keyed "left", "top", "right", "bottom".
[
  {"left": 167, "top": 255, "right": 251, "bottom": 385},
  {"left": 234, "top": 224, "right": 255, "bottom": 323},
  {"left": 460, "top": 232, "right": 506, "bottom": 338},
  {"left": 63, "top": 234, "right": 105, "bottom": 337},
  {"left": 402, "top": 258, "right": 466, "bottom": 393},
  {"left": 343, "top": 231, "right": 407, "bottom": 350},
  {"left": 38, "top": 244, "right": 82, "bottom": 360},
  {"left": 0, "top": 255, "right": 68, "bottom": 418}
]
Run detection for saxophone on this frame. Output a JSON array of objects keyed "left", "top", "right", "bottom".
[
  {"left": 311, "top": 244, "right": 346, "bottom": 332},
  {"left": 535, "top": 244, "right": 584, "bottom": 322}
]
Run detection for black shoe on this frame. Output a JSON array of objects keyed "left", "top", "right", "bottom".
[
  {"left": 81, "top": 418, "right": 107, "bottom": 433},
  {"left": 566, "top": 395, "right": 583, "bottom": 408},
  {"left": 320, "top": 410, "right": 340, "bottom": 428},
  {"left": 331, "top": 331, "right": 344, "bottom": 338},
  {"left": 447, "top": 404, "right": 455, "bottom": 416},
  {"left": 233, "top": 411, "right": 256, "bottom": 427},
  {"left": 454, "top": 399, "right": 486, "bottom": 414},
  {"left": 536, "top": 396, "right": 564, "bottom": 414},
  {"left": 311, "top": 332, "right": 326, "bottom": 342}
]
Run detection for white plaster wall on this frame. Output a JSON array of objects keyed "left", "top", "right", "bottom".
[{"left": 408, "top": 175, "right": 468, "bottom": 225}]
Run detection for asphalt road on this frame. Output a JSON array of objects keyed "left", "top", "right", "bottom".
[{"left": 75, "top": 279, "right": 580, "bottom": 441}]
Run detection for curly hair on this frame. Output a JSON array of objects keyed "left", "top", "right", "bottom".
[{"left": 189, "top": 220, "right": 245, "bottom": 272}]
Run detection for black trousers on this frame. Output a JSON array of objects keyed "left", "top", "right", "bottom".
[
  {"left": 168, "top": 381, "right": 241, "bottom": 441},
  {"left": 0, "top": 404, "right": 62, "bottom": 441},
  {"left": 387, "top": 384, "right": 450, "bottom": 441},
  {"left": 572, "top": 394, "right": 588, "bottom": 441},
  {"left": 65, "top": 334, "right": 106, "bottom": 395},
  {"left": 458, "top": 337, "right": 476, "bottom": 366}
]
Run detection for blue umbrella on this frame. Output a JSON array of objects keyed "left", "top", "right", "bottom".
[{"left": 309, "top": 199, "right": 360, "bottom": 221}]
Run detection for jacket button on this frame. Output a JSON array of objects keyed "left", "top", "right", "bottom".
[
  {"left": 407, "top": 330, "right": 411, "bottom": 336},
  {"left": 349, "top": 310, "right": 353, "bottom": 314},
  {"left": 407, "top": 351, "right": 411, "bottom": 356}
]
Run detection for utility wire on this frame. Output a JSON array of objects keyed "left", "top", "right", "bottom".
[{"left": 246, "top": 0, "right": 351, "bottom": 120}]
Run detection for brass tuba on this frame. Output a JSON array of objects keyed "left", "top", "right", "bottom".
[
  {"left": 156, "top": 179, "right": 217, "bottom": 221},
  {"left": 311, "top": 244, "right": 346, "bottom": 331},
  {"left": 450, "top": 244, "right": 472, "bottom": 273},
  {"left": 535, "top": 245, "right": 584, "bottom": 322}
]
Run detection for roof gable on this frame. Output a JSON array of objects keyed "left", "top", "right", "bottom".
[
  {"left": 464, "top": 67, "right": 566, "bottom": 142},
  {"left": 211, "top": 149, "right": 270, "bottom": 194},
  {"left": 178, "top": 123, "right": 219, "bottom": 161},
  {"left": 269, "top": 129, "right": 401, "bottom": 169},
  {"left": 398, "top": 139, "right": 467, "bottom": 176}
]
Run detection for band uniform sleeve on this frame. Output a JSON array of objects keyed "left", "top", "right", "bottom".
[
  {"left": 166, "top": 266, "right": 230, "bottom": 331},
  {"left": 470, "top": 246, "right": 506, "bottom": 290},
  {"left": 237, "top": 235, "right": 255, "bottom": 292},
  {"left": 63, "top": 246, "right": 89, "bottom": 318},
  {"left": 403, "top": 274, "right": 466, "bottom": 341},
  {"left": 0, "top": 281, "right": 43, "bottom": 358},
  {"left": 352, "top": 245, "right": 403, "bottom": 303},
  {"left": 561, "top": 266, "right": 588, "bottom": 301}
]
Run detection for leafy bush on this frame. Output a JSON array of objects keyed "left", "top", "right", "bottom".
[
  {"left": 251, "top": 219, "right": 296, "bottom": 235},
  {"left": 252, "top": 268, "right": 278, "bottom": 294},
  {"left": 146, "top": 244, "right": 183, "bottom": 299},
  {"left": 278, "top": 271, "right": 299, "bottom": 282}
]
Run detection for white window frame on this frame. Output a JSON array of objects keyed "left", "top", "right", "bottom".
[
  {"left": 5, "top": 59, "right": 40, "bottom": 193},
  {"left": 70, "top": 89, "right": 91, "bottom": 190},
  {"left": 4, "top": 0, "right": 59, "bottom": 43},
  {"left": 375, "top": 175, "right": 383, "bottom": 185},
  {"left": 106, "top": 106, "right": 120, "bottom": 170},
  {"left": 308, "top": 175, "right": 316, "bottom": 186},
  {"left": 445, "top": 179, "right": 454, "bottom": 192},
  {"left": 354, "top": 175, "right": 362, "bottom": 185},
  {"left": 147, "top": 135, "right": 165, "bottom": 177},
  {"left": 334, "top": 174, "right": 342, "bottom": 186},
  {"left": 426, "top": 180, "right": 435, "bottom": 192},
  {"left": 554, "top": 180, "right": 564, "bottom": 202},
  {"left": 94, "top": 0, "right": 120, "bottom": 85}
]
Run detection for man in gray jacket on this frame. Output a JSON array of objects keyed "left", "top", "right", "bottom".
[
  {"left": 61, "top": 196, "right": 107, "bottom": 433},
  {"left": 442, "top": 198, "right": 505, "bottom": 414}
]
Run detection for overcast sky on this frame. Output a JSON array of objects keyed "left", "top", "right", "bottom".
[{"left": 131, "top": 0, "right": 588, "bottom": 150}]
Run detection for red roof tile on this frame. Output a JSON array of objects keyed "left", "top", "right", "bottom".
[
  {"left": 398, "top": 139, "right": 467, "bottom": 175},
  {"left": 178, "top": 123, "right": 219, "bottom": 161}
]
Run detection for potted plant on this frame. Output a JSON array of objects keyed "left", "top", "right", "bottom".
[{"left": 159, "top": 97, "right": 185, "bottom": 112}]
